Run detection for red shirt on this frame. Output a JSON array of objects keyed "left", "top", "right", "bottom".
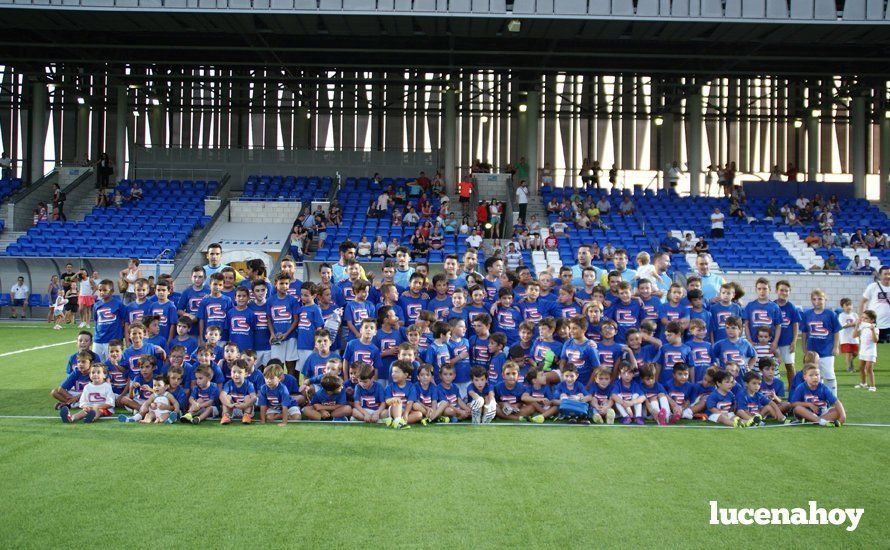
[
  {"left": 476, "top": 204, "right": 488, "bottom": 222},
  {"left": 458, "top": 180, "right": 473, "bottom": 198}
]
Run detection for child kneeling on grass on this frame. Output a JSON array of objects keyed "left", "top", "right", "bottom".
[
  {"left": 60, "top": 363, "right": 115, "bottom": 424},
  {"left": 790, "top": 363, "right": 846, "bottom": 427},
  {"left": 735, "top": 370, "right": 788, "bottom": 426},
  {"left": 706, "top": 370, "right": 755, "bottom": 428}
]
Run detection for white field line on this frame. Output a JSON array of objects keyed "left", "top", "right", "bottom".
[
  {"left": 0, "top": 340, "right": 75, "bottom": 358},
  {"left": 0, "top": 416, "right": 887, "bottom": 428}
]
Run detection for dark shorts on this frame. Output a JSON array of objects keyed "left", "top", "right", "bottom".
[
  {"left": 880, "top": 328, "right": 890, "bottom": 344},
  {"left": 65, "top": 299, "right": 78, "bottom": 312},
  {"left": 459, "top": 196, "right": 469, "bottom": 203},
  {"left": 12, "top": 299, "right": 24, "bottom": 307}
]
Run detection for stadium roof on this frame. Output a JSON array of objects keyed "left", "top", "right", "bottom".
[{"left": 1, "top": 8, "right": 889, "bottom": 78}]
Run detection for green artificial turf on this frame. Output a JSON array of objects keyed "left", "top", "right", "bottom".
[{"left": 1, "top": 323, "right": 888, "bottom": 548}]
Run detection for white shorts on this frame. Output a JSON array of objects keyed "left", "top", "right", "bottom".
[
  {"left": 268, "top": 405, "right": 301, "bottom": 418},
  {"left": 709, "top": 412, "right": 732, "bottom": 423},
  {"left": 818, "top": 356, "right": 836, "bottom": 381},
  {"left": 295, "top": 349, "right": 313, "bottom": 372},
  {"left": 255, "top": 350, "right": 272, "bottom": 368},
  {"left": 455, "top": 382, "right": 471, "bottom": 396},
  {"left": 777, "top": 345, "right": 795, "bottom": 365},
  {"left": 858, "top": 352, "right": 877, "bottom": 363},
  {"left": 270, "top": 339, "right": 298, "bottom": 362},
  {"left": 91, "top": 343, "right": 110, "bottom": 363}
]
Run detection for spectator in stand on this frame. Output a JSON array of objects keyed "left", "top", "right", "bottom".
[
  {"left": 693, "top": 236, "right": 709, "bottom": 254},
  {"left": 546, "top": 197, "right": 560, "bottom": 215},
  {"left": 865, "top": 230, "right": 878, "bottom": 249},
  {"left": 877, "top": 230, "right": 888, "bottom": 249},
  {"left": 505, "top": 242, "right": 522, "bottom": 271},
  {"left": 710, "top": 206, "right": 725, "bottom": 238},
  {"left": 431, "top": 171, "right": 445, "bottom": 196},
  {"left": 602, "top": 242, "right": 616, "bottom": 263},
  {"left": 416, "top": 171, "right": 431, "bottom": 192},
  {"left": 465, "top": 228, "right": 483, "bottom": 249},
  {"left": 822, "top": 230, "right": 837, "bottom": 249},
  {"left": 768, "top": 164, "right": 782, "bottom": 181},
  {"left": 386, "top": 238, "right": 400, "bottom": 258},
  {"left": 608, "top": 164, "right": 618, "bottom": 189},
  {"left": 590, "top": 242, "right": 602, "bottom": 262},
  {"left": 429, "top": 225, "right": 444, "bottom": 251},
  {"left": 794, "top": 193, "right": 809, "bottom": 211},
  {"left": 785, "top": 163, "right": 798, "bottom": 182},
  {"left": 550, "top": 216, "right": 568, "bottom": 237},
  {"left": 328, "top": 200, "right": 342, "bottom": 225},
  {"left": 528, "top": 231, "right": 543, "bottom": 251},
  {"left": 618, "top": 195, "right": 635, "bottom": 217},
  {"left": 540, "top": 162, "right": 554, "bottom": 189},
  {"left": 827, "top": 194, "right": 841, "bottom": 213},
  {"left": 357, "top": 236, "right": 372, "bottom": 259},
  {"left": 515, "top": 180, "right": 529, "bottom": 224},
  {"left": 822, "top": 253, "right": 839, "bottom": 272},
  {"left": 579, "top": 158, "right": 592, "bottom": 189},
  {"left": 596, "top": 195, "right": 611, "bottom": 215},
  {"left": 459, "top": 216, "right": 470, "bottom": 235},
  {"left": 488, "top": 199, "right": 502, "bottom": 237},
  {"left": 475, "top": 200, "right": 488, "bottom": 228},
  {"left": 514, "top": 156, "right": 529, "bottom": 183},
  {"left": 650, "top": 252, "right": 672, "bottom": 298},
  {"left": 850, "top": 229, "right": 866, "bottom": 250},
  {"left": 391, "top": 208, "right": 403, "bottom": 227},
  {"left": 847, "top": 255, "right": 863, "bottom": 272},
  {"left": 375, "top": 189, "right": 390, "bottom": 215},
  {"left": 443, "top": 213, "right": 458, "bottom": 235},
  {"left": 659, "top": 231, "right": 682, "bottom": 254},
  {"left": 804, "top": 230, "right": 822, "bottom": 249},
  {"left": 372, "top": 236, "right": 388, "bottom": 259},
  {"left": 456, "top": 174, "right": 473, "bottom": 218},
  {"left": 52, "top": 183, "right": 67, "bottom": 222},
  {"left": 728, "top": 198, "right": 747, "bottom": 221},
  {"left": 763, "top": 198, "right": 778, "bottom": 223},
  {"left": 666, "top": 161, "right": 682, "bottom": 192},
  {"left": 0, "top": 151, "right": 11, "bottom": 180},
  {"left": 857, "top": 259, "right": 876, "bottom": 276},
  {"left": 393, "top": 182, "right": 407, "bottom": 207},
  {"left": 130, "top": 181, "right": 143, "bottom": 202},
  {"left": 9, "top": 276, "right": 29, "bottom": 319},
  {"left": 403, "top": 206, "right": 419, "bottom": 225},
  {"left": 410, "top": 228, "right": 429, "bottom": 259},
  {"left": 407, "top": 179, "right": 422, "bottom": 199},
  {"left": 681, "top": 233, "right": 696, "bottom": 253}
]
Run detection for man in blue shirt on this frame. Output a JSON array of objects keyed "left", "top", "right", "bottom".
[{"left": 659, "top": 231, "right": 682, "bottom": 254}]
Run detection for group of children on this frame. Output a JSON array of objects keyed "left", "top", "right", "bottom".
[{"left": 50, "top": 253, "right": 856, "bottom": 429}]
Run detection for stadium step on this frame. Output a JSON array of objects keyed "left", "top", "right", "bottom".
[{"left": 0, "top": 231, "right": 26, "bottom": 253}]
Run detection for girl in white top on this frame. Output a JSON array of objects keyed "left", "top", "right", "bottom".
[
  {"left": 854, "top": 310, "right": 878, "bottom": 391},
  {"left": 140, "top": 377, "right": 177, "bottom": 423},
  {"left": 837, "top": 298, "right": 859, "bottom": 374},
  {"left": 634, "top": 251, "right": 657, "bottom": 283},
  {"left": 53, "top": 294, "right": 68, "bottom": 330}
]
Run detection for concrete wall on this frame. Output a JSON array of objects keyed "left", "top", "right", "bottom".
[
  {"left": 229, "top": 201, "right": 302, "bottom": 224},
  {"left": 725, "top": 272, "right": 875, "bottom": 307}
]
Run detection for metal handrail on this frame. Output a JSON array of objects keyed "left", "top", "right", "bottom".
[{"left": 169, "top": 173, "right": 232, "bottom": 281}]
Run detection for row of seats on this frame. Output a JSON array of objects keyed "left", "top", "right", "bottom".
[
  {"left": 0, "top": 178, "right": 23, "bottom": 206},
  {"left": 241, "top": 175, "right": 333, "bottom": 201},
  {"left": 2, "top": 178, "right": 216, "bottom": 259}
]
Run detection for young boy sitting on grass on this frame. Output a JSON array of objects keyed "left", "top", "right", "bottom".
[{"left": 59, "top": 363, "right": 115, "bottom": 424}]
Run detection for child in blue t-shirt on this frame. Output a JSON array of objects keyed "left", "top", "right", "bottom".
[
  {"left": 92, "top": 279, "right": 127, "bottom": 362},
  {"left": 437, "top": 364, "right": 472, "bottom": 422},
  {"left": 414, "top": 364, "right": 445, "bottom": 423},
  {"left": 758, "top": 358, "right": 790, "bottom": 415},
  {"left": 424, "top": 321, "right": 453, "bottom": 381},
  {"left": 559, "top": 316, "right": 601, "bottom": 387},
  {"left": 197, "top": 273, "right": 233, "bottom": 344},
  {"left": 588, "top": 367, "right": 615, "bottom": 424},
  {"left": 466, "top": 365, "right": 496, "bottom": 424},
  {"left": 610, "top": 362, "right": 645, "bottom": 424},
  {"left": 446, "top": 318, "right": 472, "bottom": 390},
  {"left": 257, "top": 362, "right": 300, "bottom": 426},
  {"left": 686, "top": 318, "right": 714, "bottom": 384},
  {"left": 352, "top": 364, "right": 389, "bottom": 423},
  {"left": 712, "top": 316, "right": 756, "bottom": 372},
  {"left": 790, "top": 363, "right": 845, "bottom": 427},
  {"left": 302, "top": 374, "right": 352, "bottom": 421},
  {"left": 735, "top": 370, "right": 787, "bottom": 425},
  {"left": 553, "top": 363, "right": 592, "bottom": 424},
  {"left": 493, "top": 361, "right": 537, "bottom": 422},
  {"left": 51, "top": 351, "right": 93, "bottom": 409},
  {"left": 638, "top": 363, "right": 671, "bottom": 425},
  {"left": 705, "top": 370, "right": 750, "bottom": 427},
  {"left": 664, "top": 362, "right": 696, "bottom": 423},
  {"left": 384, "top": 361, "right": 423, "bottom": 429},
  {"left": 179, "top": 364, "right": 220, "bottom": 424},
  {"left": 220, "top": 359, "right": 257, "bottom": 424},
  {"left": 800, "top": 288, "right": 841, "bottom": 394}
]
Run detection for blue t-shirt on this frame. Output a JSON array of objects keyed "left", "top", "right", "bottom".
[
  {"left": 712, "top": 338, "right": 756, "bottom": 369},
  {"left": 659, "top": 302, "right": 690, "bottom": 329},
  {"left": 437, "top": 383, "right": 464, "bottom": 406},
  {"left": 66, "top": 350, "right": 100, "bottom": 374},
  {"left": 196, "top": 295, "right": 233, "bottom": 340},
  {"left": 384, "top": 381, "right": 418, "bottom": 405},
  {"left": 494, "top": 381, "right": 527, "bottom": 405},
  {"left": 125, "top": 300, "right": 150, "bottom": 327},
  {"left": 333, "top": 279, "right": 356, "bottom": 308},
  {"left": 354, "top": 383, "right": 386, "bottom": 410},
  {"left": 447, "top": 337, "right": 472, "bottom": 383},
  {"left": 178, "top": 286, "right": 210, "bottom": 336},
  {"left": 589, "top": 384, "right": 611, "bottom": 409},
  {"left": 226, "top": 307, "right": 256, "bottom": 353},
  {"left": 800, "top": 308, "right": 840, "bottom": 358},
  {"left": 145, "top": 300, "right": 178, "bottom": 340},
  {"left": 709, "top": 302, "right": 743, "bottom": 342},
  {"left": 60, "top": 370, "right": 90, "bottom": 393},
  {"left": 492, "top": 306, "right": 522, "bottom": 346},
  {"left": 789, "top": 382, "right": 837, "bottom": 407},
  {"left": 221, "top": 380, "right": 255, "bottom": 405},
  {"left": 774, "top": 301, "right": 801, "bottom": 347},
  {"left": 609, "top": 379, "right": 642, "bottom": 401},
  {"left": 257, "top": 383, "right": 293, "bottom": 409},
  {"left": 342, "top": 339, "right": 383, "bottom": 377},
  {"left": 743, "top": 299, "right": 783, "bottom": 337},
  {"left": 594, "top": 341, "right": 625, "bottom": 371},
  {"left": 664, "top": 380, "right": 696, "bottom": 407},
  {"left": 248, "top": 302, "right": 272, "bottom": 352},
  {"left": 655, "top": 343, "right": 695, "bottom": 385},
  {"left": 424, "top": 341, "right": 452, "bottom": 380},
  {"left": 686, "top": 340, "right": 714, "bottom": 383},
  {"left": 554, "top": 380, "right": 589, "bottom": 400},
  {"left": 398, "top": 292, "right": 429, "bottom": 326},
  {"left": 639, "top": 296, "right": 662, "bottom": 322},
  {"left": 560, "top": 338, "right": 601, "bottom": 386},
  {"left": 469, "top": 335, "right": 491, "bottom": 370},
  {"left": 550, "top": 302, "right": 583, "bottom": 320},
  {"left": 267, "top": 293, "right": 299, "bottom": 340},
  {"left": 518, "top": 300, "right": 548, "bottom": 324},
  {"left": 301, "top": 351, "right": 335, "bottom": 379},
  {"left": 427, "top": 295, "right": 453, "bottom": 321},
  {"left": 487, "top": 350, "right": 509, "bottom": 384},
  {"left": 530, "top": 338, "right": 562, "bottom": 365},
  {"left": 170, "top": 336, "right": 198, "bottom": 362},
  {"left": 189, "top": 383, "right": 220, "bottom": 406},
  {"left": 760, "top": 377, "right": 786, "bottom": 401},
  {"left": 705, "top": 388, "right": 736, "bottom": 413},
  {"left": 310, "top": 387, "right": 348, "bottom": 406},
  {"left": 606, "top": 299, "right": 643, "bottom": 343},
  {"left": 373, "top": 328, "right": 404, "bottom": 382},
  {"left": 343, "top": 300, "right": 375, "bottom": 335},
  {"left": 296, "top": 304, "right": 325, "bottom": 350},
  {"left": 415, "top": 382, "right": 439, "bottom": 407},
  {"left": 639, "top": 380, "right": 667, "bottom": 400},
  {"left": 466, "top": 380, "right": 492, "bottom": 400},
  {"left": 93, "top": 297, "right": 127, "bottom": 344},
  {"left": 122, "top": 343, "right": 166, "bottom": 377},
  {"left": 735, "top": 389, "right": 770, "bottom": 414}
]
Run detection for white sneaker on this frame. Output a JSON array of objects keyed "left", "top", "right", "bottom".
[
  {"left": 605, "top": 408, "right": 616, "bottom": 425},
  {"left": 869, "top": 387, "right": 877, "bottom": 392},
  {"left": 854, "top": 383, "right": 868, "bottom": 389},
  {"left": 77, "top": 322, "right": 85, "bottom": 328},
  {"left": 53, "top": 324, "right": 62, "bottom": 330}
]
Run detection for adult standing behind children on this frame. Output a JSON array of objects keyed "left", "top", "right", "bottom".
[
  {"left": 515, "top": 180, "right": 529, "bottom": 224},
  {"left": 9, "top": 276, "right": 29, "bottom": 318},
  {"left": 860, "top": 266, "right": 890, "bottom": 343}
]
